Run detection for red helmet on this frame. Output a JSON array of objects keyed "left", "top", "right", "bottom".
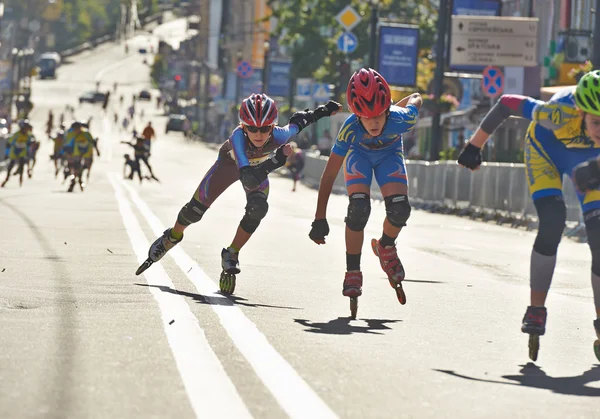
[
  {"left": 346, "top": 68, "right": 392, "bottom": 118},
  {"left": 239, "top": 93, "right": 278, "bottom": 126}
]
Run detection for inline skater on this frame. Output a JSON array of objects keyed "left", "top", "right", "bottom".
[
  {"left": 51, "top": 125, "right": 66, "bottom": 178},
  {"left": 308, "top": 68, "right": 421, "bottom": 318},
  {"left": 1, "top": 120, "right": 34, "bottom": 187},
  {"left": 457, "top": 70, "right": 600, "bottom": 361},
  {"left": 62, "top": 121, "right": 97, "bottom": 192},
  {"left": 136, "top": 93, "right": 341, "bottom": 295}
]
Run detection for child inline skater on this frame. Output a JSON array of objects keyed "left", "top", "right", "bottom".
[
  {"left": 136, "top": 93, "right": 341, "bottom": 295},
  {"left": 457, "top": 70, "right": 600, "bottom": 361},
  {"left": 308, "top": 68, "right": 421, "bottom": 317}
]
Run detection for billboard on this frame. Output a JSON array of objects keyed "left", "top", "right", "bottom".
[
  {"left": 377, "top": 24, "right": 419, "bottom": 87},
  {"left": 267, "top": 60, "right": 291, "bottom": 97}
]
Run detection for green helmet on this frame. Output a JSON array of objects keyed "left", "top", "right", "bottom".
[{"left": 575, "top": 70, "right": 600, "bottom": 115}]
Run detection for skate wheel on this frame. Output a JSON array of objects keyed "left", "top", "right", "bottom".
[
  {"left": 395, "top": 283, "right": 407, "bottom": 305},
  {"left": 528, "top": 335, "right": 540, "bottom": 362},
  {"left": 594, "top": 339, "right": 600, "bottom": 362},
  {"left": 135, "top": 259, "right": 153, "bottom": 276},
  {"left": 219, "top": 272, "right": 236, "bottom": 295},
  {"left": 370, "top": 238, "right": 379, "bottom": 256},
  {"left": 349, "top": 297, "right": 358, "bottom": 320}
]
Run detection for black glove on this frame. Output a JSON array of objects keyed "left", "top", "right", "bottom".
[
  {"left": 239, "top": 165, "right": 267, "bottom": 190},
  {"left": 457, "top": 143, "right": 482, "bottom": 170},
  {"left": 309, "top": 219, "right": 330, "bottom": 244},
  {"left": 256, "top": 146, "right": 288, "bottom": 174},
  {"left": 289, "top": 109, "right": 316, "bottom": 133},
  {"left": 573, "top": 158, "right": 600, "bottom": 192},
  {"left": 313, "top": 101, "right": 342, "bottom": 121}
]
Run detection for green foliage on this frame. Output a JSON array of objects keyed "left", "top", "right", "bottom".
[{"left": 267, "top": 0, "right": 437, "bottom": 91}]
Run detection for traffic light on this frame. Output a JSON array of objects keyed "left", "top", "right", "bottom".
[{"left": 174, "top": 74, "right": 182, "bottom": 90}]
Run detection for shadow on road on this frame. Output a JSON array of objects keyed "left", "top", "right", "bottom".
[
  {"left": 434, "top": 363, "right": 600, "bottom": 397},
  {"left": 294, "top": 317, "right": 401, "bottom": 335},
  {"left": 136, "top": 283, "right": 302, "bottom": 310}
]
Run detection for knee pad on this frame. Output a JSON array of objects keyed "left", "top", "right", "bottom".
[
  {"left": 533, "top": 196, "right": 566, "bottom": 256},
  {"left": 584, "top": 209, "right": 600, "bottom": 275},
  {"left": 177, "top": 197, "right": 208, "bottom": 227},
  {"left": 345, "top": 193, "right": 371, "bottom": 232},
  {"left": 240, "top": 191, "right": 269, "bottom": 233},
  {"left": 384, "top": 194, "right": 411, "bottom": 227}
]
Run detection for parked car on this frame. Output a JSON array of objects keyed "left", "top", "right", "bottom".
[
  {"left": 138, "top": 90, "right": 152, "bottom": 100},
  {"left": 79, "top": 91, "right": 106, "bottom": 104},
  {"left": 166, "top": 114, "right": 187, "bottom": 133}
]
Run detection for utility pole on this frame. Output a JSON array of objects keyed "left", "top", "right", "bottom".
[
  {"left": 430, "top": 0, "right": 450, "bottom": 161},
  {"left": 368, "top": 3, "right": 378, "bottom": 69},
  {"left": 594, "top": 0, "right": 600, "bottom": 69}
]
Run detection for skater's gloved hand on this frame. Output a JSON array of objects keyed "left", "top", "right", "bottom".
[
  {"left": 313, "top": 101, "right": 343, "bottom": 120},
  {"left": 239, "top": 165, "right": 267, "bottom": 191},
  {"left": 457, "top": 143, "right": 482, "bottom": 170},
  {"left": 309, "top": 219, "right": 329, "bottom": 244},
  {"left": 573, "top": 158, "right": 600, "bottom": 192}
]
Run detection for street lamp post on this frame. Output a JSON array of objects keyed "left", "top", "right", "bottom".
[
  {"left": 262, "top": 40, "right": 270, "bottom": 94},
  {"left": 594, "top": 0, "right": 600, "bottom": 69},
  {"left": 430, "top": 0, "right": 450, "bottom": 161},
  {"left": 234, "top": 50, "right": 242, "bottom": 104},
  {"left": 367, "top": 0, "right": 379, "bottom": 69}
]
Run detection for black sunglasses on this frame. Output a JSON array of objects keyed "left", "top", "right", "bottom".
[{"left": 245, "top": 125, "right": 272, "bottom": 133}]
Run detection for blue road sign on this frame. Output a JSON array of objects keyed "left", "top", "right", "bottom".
[
  {"left": 337, "top": 32, "right": 358, "bottom": 54},
  {"left": 236, "top": 60, "right": 254, "bottom": 79},
  {"left": 267, "top": 61, "right": 292, "bottom": 97},
  {"left": 481, "top": 66, "right": 504, "bottom": 98},
  {"left": 377, "top": 24, "right": 419, "bottom": 87}
]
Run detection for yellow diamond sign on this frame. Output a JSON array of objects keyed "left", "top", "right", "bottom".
[{"left": 336, "top": 6, "right": 362, "bottom": 32}]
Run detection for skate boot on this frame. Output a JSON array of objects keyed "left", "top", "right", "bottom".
[
  {"left": 521, "top": 306, "right": 547, "bottom": 335},
  {"left": 371, "top": 239, "right": 407, "bottom": 304},
  {"left": 67, "top": 175, "right": 76, "bottom": 192},
  {"left": 221, "top": 248, "right": 240, "bottom": 274},
  {"left": 594, "top": 318, "right": 600, "bottom": 362},
  {"left": 522, "top": 306, "right": 547, "bottom": 362},
  {"left": 219, "top": 248, "right": 240, "bottom": 295},
  {"left": 135, "top": 229, "right": 183, "bottom": 275},
  {"left": 342, "top": 271, "right": 363, "bottom": 298}
]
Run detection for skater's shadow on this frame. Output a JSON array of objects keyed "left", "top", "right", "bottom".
[
  {"left": 136, "top": 283, "right": 301, "bottom": 310},
  {"left": 294, "top": 317, "right": 400, "bottom": 335},
  {"left": 435, "top": 363, "right": 600, "bottom": 397}
]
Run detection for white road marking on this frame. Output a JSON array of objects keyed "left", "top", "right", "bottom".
[
  {"left": 121, "top": 180, "right": 339, "bottom": 419},
  {"left": 109, "top": 174, "right": 252, "bottom": 419}
]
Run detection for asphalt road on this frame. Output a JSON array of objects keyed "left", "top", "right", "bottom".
[{"left": 1, "top": 18, "right": 599, "bottom": 419}]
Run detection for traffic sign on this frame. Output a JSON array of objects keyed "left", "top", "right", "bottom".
[
  {"left": 236, "top": 60, "right": 254, "bottom": 79},
  {"left": 296, "top": 78, "right": 312, "bottom": 101},
  {"left": 450, "top": 16, "right": 538, "bottom": 67},
  {"left": 481, "top": 66, "right": 504, "bottom": 98},
  {"left": 335, "top": 6, "right": 361, "bottom": 32},
  {"left": 337, "top": 32, "right": 358, "bottom": 54},
  {"left": 312, "top": 83, "right": 331, "bottom": 101}
]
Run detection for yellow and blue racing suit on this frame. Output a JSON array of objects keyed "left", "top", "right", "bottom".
[
  {"left": 331, "top": 104, "right": 418, "bottom": 187},
  {"left": 500, "top": 88, "right": 600, "bottom": 212},
  {"left": 5, "top": 131, "right": 34, "bottom": 161},
  {"left": 63, "top": 128, "right": 96, "bottom": 159}
]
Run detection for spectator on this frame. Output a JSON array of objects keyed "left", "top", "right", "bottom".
[{"left": 318, "top": 129, "right": 333, "bottom": 157}]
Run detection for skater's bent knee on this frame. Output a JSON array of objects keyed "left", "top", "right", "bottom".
[
  {"left": 345, "top": 193, "right": 371, "bottom": 231},
  {"left": 384, "top": 194, "right": 411, "bottom": 227},
  {"left": 177, "top": 198, "right": 208, "bottom": 226},
  {"left": 533, "top": 196, "right": 566, "bottom": 256},
  {"left": 240, "top": 192, "right": 268, "bottom": 233}
]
